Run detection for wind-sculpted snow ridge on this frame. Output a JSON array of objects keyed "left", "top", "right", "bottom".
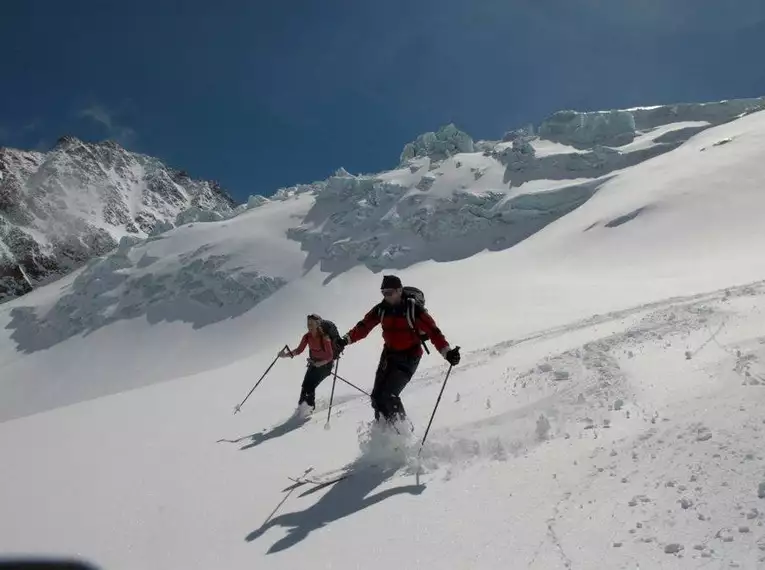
[{"left": 0, "top": 137, "right": 236, "bottom": 303}]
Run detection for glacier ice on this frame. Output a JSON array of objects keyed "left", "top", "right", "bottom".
[
  {"left": 175, "top": 207, "right": 225, "bottom": 226},
  {"left": 537, "top": 97, "right": 765, "bottom": 149},
  {"left": 246, "top": 194, "right": 270, "bottom": 209},
  {"left": 6, "top": 243, "right": 288, "bottom": 353},
  {"left": 149, "top": 220, "right": 174, "bottom": 237},
  {"left": 399, "top": 123, "right": 475, "bottom": 165},
  {"left": 287, "top": 165, "right": 608, "bottom": 278},
  {"left": 539, "top": 109, "right": 637, "bottom": 147}
]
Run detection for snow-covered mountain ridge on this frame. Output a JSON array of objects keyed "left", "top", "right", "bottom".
[
  {"left": 261, "top": 96, "right": 765, "bottom": 277},
  {"left": 0, "top": 136, "right": 236, "bottom": 302},
  {"left": 2, "top": 97, "right": 762, "bottom": 304}
]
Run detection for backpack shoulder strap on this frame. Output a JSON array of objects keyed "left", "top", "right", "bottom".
[
  {"left": 405, "top": 298, "right": 416, "bottom": 330},
  {"left": 406, "top": 298, "right": 430, "bottom": 354}
]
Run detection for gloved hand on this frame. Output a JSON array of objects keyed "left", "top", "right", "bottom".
[
  {"left": 338, "top": 335, "right": 350, "bottom": 349},
  {"left": 445, "top": 346, "right": 461, "bottom": 366}
]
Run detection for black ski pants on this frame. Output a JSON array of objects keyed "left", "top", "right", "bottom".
[
  {"left": 299, "top": 362, "right": 333, "bottom": 408},
  {"left": 371, "top": 347, "right": 421, "bottom": 422}
]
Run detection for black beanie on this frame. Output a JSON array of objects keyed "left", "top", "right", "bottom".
[{"left": 381, "top": 275, "right": 402, "bottom": 289}]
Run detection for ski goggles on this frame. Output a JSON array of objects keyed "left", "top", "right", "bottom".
[{"left": 381, "top": 289, "right": 397, "bottom": 297}]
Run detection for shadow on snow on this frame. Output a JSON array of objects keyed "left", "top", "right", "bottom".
[
  {"left": 245, "top": 459, "right": 425, "bottom": 554},
  {"left": 217, "top": 413, "right": 311, "bottom": 451},
  {"left": 217, "top": 393, "right": 367, "bottom": 451}
]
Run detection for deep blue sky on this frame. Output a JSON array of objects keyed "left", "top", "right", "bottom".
[{"left": 2, "top": 1, "right": 765, "bottom": 203}]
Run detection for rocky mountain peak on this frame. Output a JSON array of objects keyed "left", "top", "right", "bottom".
[{"left": 0, "top": 140, "right": 237, "bottom": 303}]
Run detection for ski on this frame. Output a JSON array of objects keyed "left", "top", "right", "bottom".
[
  {"left": 287, "top": 472, "right": 350, "bottom": 487},
  {"left": 280, "top": 466, "right": 350, "bottom": 492}
]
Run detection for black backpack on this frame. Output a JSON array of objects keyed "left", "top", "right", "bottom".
[
  {"left": 378, "top": 285, "right": 431, "bottom": 354},
  {"left": 319, "top": 319, "right": 344, "bottom": 359}
]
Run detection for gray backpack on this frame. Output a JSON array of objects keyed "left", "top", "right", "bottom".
[{"left": 319, "top": 319, "right": 344, "bottom": 359}]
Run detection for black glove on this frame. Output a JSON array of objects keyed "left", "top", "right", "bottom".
[
  {"left": 445, "top": 346, "right": 461, "bottom": 366},
  {"left": 338, "top": 335, "right": 350, "bottom": 349}
]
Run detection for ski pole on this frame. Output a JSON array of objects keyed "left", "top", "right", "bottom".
[
  {"left": 334, "top": 374, "right": 369, "bottom": 396},
  {"left": 233, "top": 344, "right": 288, "bottom": 414},
  {"left": 324, "top": 357, "right": 340, "bottom": 430},
  {"left": 417, "top": 348, "right": 459, "bottom": 456}
]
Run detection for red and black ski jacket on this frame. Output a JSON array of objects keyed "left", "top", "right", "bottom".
[{"left": 346, "top": 300, "right": 450, "bottom": 356}]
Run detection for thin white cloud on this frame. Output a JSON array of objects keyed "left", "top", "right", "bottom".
[
  {"left": 79, "top": 104, "right": 113, "bottom": 129},
  {"left": 21, "top": 119, "right": 41, "bottom": 133},
  {"left": 78, "top": 103, "right": 137, "bottom": 145}
]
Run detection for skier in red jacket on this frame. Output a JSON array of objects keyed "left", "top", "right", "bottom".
[{"left": 338, "top": 275, "right": 460, "bottom": 425}]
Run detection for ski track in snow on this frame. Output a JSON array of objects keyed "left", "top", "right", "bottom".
[
  {"left": 208, "top": 275, "right": 765, "bottom": 568},
  {"left": 362, "top": 278, "right": 765, "bottom": 568}
]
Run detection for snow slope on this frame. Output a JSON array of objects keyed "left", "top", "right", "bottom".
[
  {"left": 2, "top": 104, "right": 765, "bottom": 569},
  {"left": 0, "top": 195, "right": 315, "bottom": 422}
]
